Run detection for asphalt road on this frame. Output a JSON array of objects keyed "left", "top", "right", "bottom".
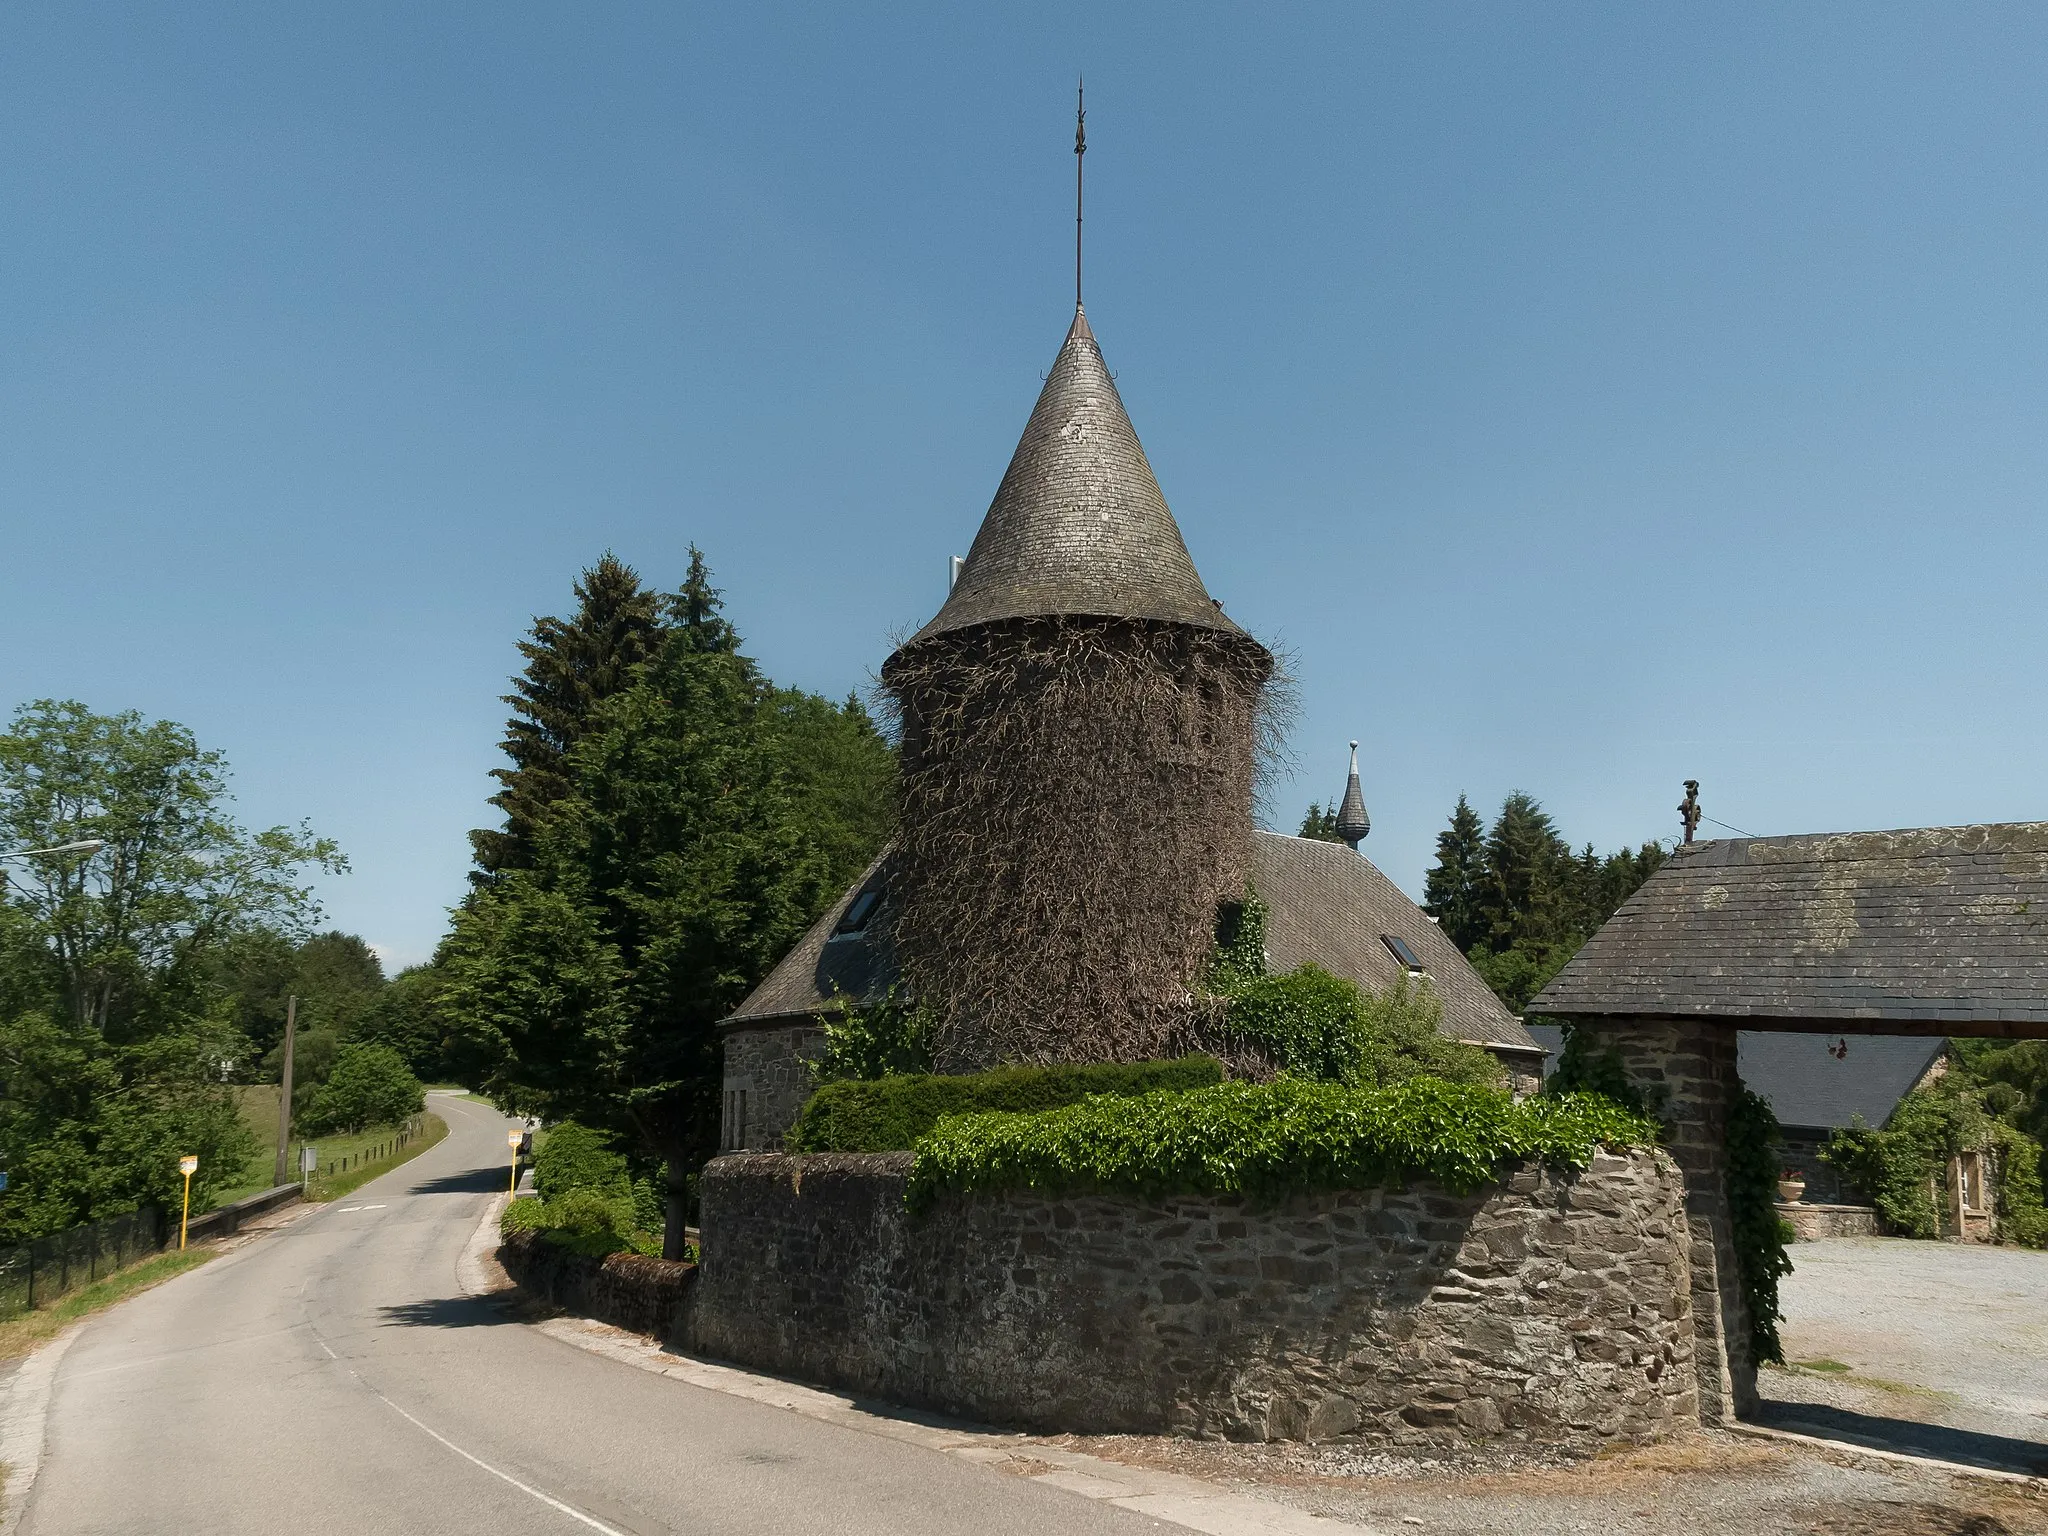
[{"left": 20, "top": 1094, "right": 1166, "bottom": 1536}]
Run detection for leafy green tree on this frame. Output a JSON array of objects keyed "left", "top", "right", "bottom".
[
  {"left": 238, "top": 930, "right": 386, "bottom": 1074},
  {"left": 0, "top": 700, "right": 341, "bottom": 1035},
  {"left": 358, "top": 963, "right": 453, "bottom": 1082},
  {"left": 1297, "top": 802, "right": 1342, "bottom": 842},
  {"left": 300, "top": 1042, "right": 423, "bottom": 1135},
  {"left": 0, "top": 702, "right": 335, "bottom": 1240},
  {"left": 442, "top": 556, "right": 846, "bottom": 1256},
  {"left": 1422, "top": 795, "right": 1489, "bottom": 952},
  {"left": 471, "top": 554, "right": 663, "bottom": 879}
]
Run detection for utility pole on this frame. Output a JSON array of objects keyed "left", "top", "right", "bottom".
[{"left": 273, "top": 994, "right": 297, "bottom": 1187}]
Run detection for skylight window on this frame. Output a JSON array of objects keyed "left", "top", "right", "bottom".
[
  {"left": 1380, "top": 934, "right": 1426, "bottom": 975},
  {"left": 833, "top": 886, "right": 881, "bottom": 937}
]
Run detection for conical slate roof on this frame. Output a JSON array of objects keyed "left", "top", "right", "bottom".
[{"left": 905, "top": 307, "right": 1245, "bottom": 646}]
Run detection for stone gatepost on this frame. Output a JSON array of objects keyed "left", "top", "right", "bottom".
[{"left": 1568, "top": 1016, "right": 1756, "bottom": 1425}]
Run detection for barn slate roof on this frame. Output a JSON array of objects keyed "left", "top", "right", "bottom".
[
  {"left": 1524, "top": 1024, "right": 1946, "bottom": 1132},
  {"left": 1529, "top": 822, "right": 2048, "bottom": 1028},
  {"left": 724, "top": 832, "right": 1540, "bottom": 1058},
  {"left": 901, "top": 306, "right": 1248, "bottom": 647}
]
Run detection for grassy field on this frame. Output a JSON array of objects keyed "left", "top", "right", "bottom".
[
  {"left": 0, "top": 1247, "right": 213, "bottom": 1362},
  {"left": 210, "top": 1086, "right": 446, "bottom": 1208}
]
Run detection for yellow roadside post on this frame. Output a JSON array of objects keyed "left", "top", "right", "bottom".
[
  {"left": 178, "top": 1155, "right": 198, "bottom": 1249},
  {"left": 507, "top": 1127, "right": 523, "bottom": 1196}
]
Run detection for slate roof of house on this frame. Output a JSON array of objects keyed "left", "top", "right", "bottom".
[
  {"left": 900, "top": 307, "right": 1248, "bottom": 648},
  {"left": 1734, "top": 1032, "right": 1946, "bottom": 1131},
  {"left": 1523, "top": 1023, "right": 1946, "bottom": 1131},
  {"left": 1530, "top": 822, "right": 2048, "bottom": 1028},
  {"left": 724, "top": 832, "right": 1541, "bottom": 1058}
]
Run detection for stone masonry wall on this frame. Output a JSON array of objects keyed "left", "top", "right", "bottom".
[
  {"left": 1568, "top": 1016, "right": 1755, "bottom": 1425},
  {"left": 686, "top": 1149, "right": 1697, "bottom": 1446},
  {"left": 499, "top": 1230, "right": 698, "bottom": 1339},
  {"left": 718, "top": 1021, "right": 825, "bottom": 1151}
]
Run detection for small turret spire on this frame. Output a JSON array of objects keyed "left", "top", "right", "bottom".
[{"left": 1335, "top": 740, "right": 1371, "bottom": 851}]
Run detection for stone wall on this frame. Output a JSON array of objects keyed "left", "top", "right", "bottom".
[
  {"left": 685, "top": 1149, "right": 1697, "bottom": 1447},
  {"left": 1777, "top": 1202, "right": 1881, "bottom": 1242},
  {"left": 717, "top": 1021, "right": 825, "bottom": 1151},
  {"left": 1566, "top": 1016, "right": 1755, "bottom": 1426},
  {"left": 500, "top": 1230, "right": 698, "bottom": 1338}
]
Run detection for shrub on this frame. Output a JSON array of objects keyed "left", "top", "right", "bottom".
[
  {"left": 1206, "top": 888, "right": 1500, "bottom": 1089},
  {"left": 500, "top": 1187, "right": 654, "bottom": 1258},
  {"left": 811, "top": 985, "right": 934, "bottom": 1083},
  {"left": 789, "top": 1056, "right": 1225, "bottom": 1154},
  {"left": 533, "top": 1121, "right": 630, "bottom": 1201},
  {"left": 1218, "top": 964, "right": 1501, "bottom": 1089},
  {"left": 299, "top": 1043, "right": 423, "bottom": 1135},
  {"left": 905, "top": 1077, "right": 1657, "bottom": 1213}
]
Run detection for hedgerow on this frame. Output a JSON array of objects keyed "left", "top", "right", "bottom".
[
  {"left": 904, "top": 1077, "right": 1657, "bottom": 1213},
  {"left": 789, "top": 1056, "right": 1225, "bottom": 1154}
]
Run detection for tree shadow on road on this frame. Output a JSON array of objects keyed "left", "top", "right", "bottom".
[
  {"left": 1754, "top": 1401, "right": 2048, "bottom": 1477},
  {"left": 403, "top": 1168, "right": 508, "bottom": 1197},
  {"left": 378, "top": 1296, "right": 521, "bottom": 1330}
]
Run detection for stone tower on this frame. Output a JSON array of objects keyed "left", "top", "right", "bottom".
[{"left": 882, "top": 306, "right": 1273, "bottom": 1071}]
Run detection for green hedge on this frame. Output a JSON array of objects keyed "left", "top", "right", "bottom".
[
  {"left": 905, "top": 1077, "right": 1657, "bottom": 1213},
  {"left": 788, "top": 1055, "right": 1226, "bottom": 1153}
]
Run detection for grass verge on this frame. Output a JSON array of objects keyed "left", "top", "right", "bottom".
[
  {"left": 304, "top": 1113, "right": 448, "bottom": 1203},
  {"left": 0, "top": 1248, "right": 214, "bottom": 1362}
]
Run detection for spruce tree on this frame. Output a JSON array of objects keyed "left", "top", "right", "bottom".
[
  {"left": 470, "top": 555, "right": 662, "bottom": 878},
  {"left": 1422, "top": 794, "right": 1489, "bottom": 951},
  {"left": 442, "top": 552, "right": 865, "bottom": 1257},
  {"left": 1298, "top": 802, "right": 1343, "bottom": 842}
]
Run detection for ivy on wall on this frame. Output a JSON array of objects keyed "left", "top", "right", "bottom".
[
  {"left": 1826, "top": 1086, "right": 2048, "bottom": 1248},
  {"left": 1725, "top": 1085, "right": 1794, "bottom": 1365},
  {"left": 905, "top": 1076, "right": 1657, "bottom": 1214},
  {"left": 789, "top": 1056, "right": 1225, "bottom": 1154}
]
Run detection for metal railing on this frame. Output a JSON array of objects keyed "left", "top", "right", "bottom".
[{"left": 0, "top": 1205, "right": 165, "bottom": 1321}]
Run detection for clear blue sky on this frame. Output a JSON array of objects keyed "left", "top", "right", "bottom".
[{"left": 5, "top": 6, "right": 2045, "bottom": 969}]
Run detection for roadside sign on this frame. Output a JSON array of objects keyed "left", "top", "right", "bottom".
[
  {"left": 0, "top": 1171, "right": 9, "bottom": 1192},
  {"left": 300, "top": 1146, "right": 317, "bottom": 1173},
  {"left": 179, "top": 1155, "right": 198, "bottom": 1176}
]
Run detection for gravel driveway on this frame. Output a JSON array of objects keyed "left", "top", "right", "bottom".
[{"left": 1763, "top": 1236, "right": 2048, "bottom": 1468}]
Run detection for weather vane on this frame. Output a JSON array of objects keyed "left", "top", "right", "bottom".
[{"left": 1679, "top": 780, "right": 1702, "bottom": 845}]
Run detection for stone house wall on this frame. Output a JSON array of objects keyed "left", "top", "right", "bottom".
[
  {"left": 717, "top": 1021, "right": 825, "bottom": 1151},
  {"left": 685, "top": 1148, "right": 1697, "bottom": 1447}
]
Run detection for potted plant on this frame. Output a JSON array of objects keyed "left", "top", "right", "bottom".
[{"left": 1777, "top": 1167, "right": 1807, "bottom": 1203}]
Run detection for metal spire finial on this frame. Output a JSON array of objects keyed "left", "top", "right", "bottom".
[{"left": 1074, "top": 78, "right": 1086, "bottom": 309}]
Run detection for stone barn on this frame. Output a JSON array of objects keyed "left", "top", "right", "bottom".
[{"left": 1531, "top": 821, "right": 2048, "bottom": 1423}]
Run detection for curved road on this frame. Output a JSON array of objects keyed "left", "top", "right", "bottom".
[{"left": 21, "top": 1094, "right": 1165, "bottom": 1535}]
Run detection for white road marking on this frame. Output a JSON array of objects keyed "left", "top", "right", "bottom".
[{"left": 361, "top": 1381, "right": 632, "bottom": 1536}]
